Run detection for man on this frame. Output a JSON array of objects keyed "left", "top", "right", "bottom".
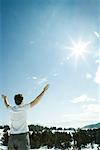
[{"left": 1, "top": 84, "right": 49, "bottom": 150}]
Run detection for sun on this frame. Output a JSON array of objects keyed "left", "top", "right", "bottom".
[
  {"left": 73, "top": 41, "right": 87, "bottom": 56},
  {"left": 67, "top": 39, "right": 90, "bottom": 61},
  {"left": 71, "top": 40, "right": 90, "bottom": 58}
]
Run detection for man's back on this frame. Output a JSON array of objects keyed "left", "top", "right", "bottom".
[{"left": 9, "top": 104, "right": 30, "bottom": 134}]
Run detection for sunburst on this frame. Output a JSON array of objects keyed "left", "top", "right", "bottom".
[
  {"left": 66, "top": 39, "right": 90, "bottom": 64},
  {"left": 71, "top": 40, "right": 90, "bottom": 59}
]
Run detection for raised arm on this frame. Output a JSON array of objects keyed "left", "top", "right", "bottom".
[
  {"left": 1, "top": 95, "right": 9, "bottom": 108},
  {"left": 30, "top": 84, "right": 49, "bottom": 108}
]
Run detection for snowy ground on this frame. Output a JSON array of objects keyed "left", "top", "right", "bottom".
[
  {"left": 0, "top": 145, "right": 99, "bottom": 150},
  {"left": 0, "top": 129, "right": 99, "bottom": 150}
]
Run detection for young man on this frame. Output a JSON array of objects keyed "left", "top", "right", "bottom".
[{"left": 1, "top": 84, "right": 49, "bottom": 150}]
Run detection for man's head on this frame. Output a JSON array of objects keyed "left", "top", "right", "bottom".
[{"left": 14, "top": 94, "right": 23, "bottom": 105}]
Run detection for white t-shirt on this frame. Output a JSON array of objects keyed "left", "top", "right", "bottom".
[{"left": 8, "top": 103, "right": 30, "bottom": 134}]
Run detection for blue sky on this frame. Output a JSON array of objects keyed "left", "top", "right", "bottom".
[{"left": 0, "top": 0, "right": 100, "bottom": 128}]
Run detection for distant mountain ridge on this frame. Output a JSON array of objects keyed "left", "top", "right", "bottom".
[{"left": 83, "top": 122, "right": 100, "bottom": 129}]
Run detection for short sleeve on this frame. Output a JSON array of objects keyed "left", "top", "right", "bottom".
[
  {"left": 7, "top": 105, "right": 13, "bottom": 111},
  {"left": 23, "top": 103, "right": 31, "bottom": 109}
]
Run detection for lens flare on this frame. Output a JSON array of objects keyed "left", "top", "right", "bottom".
[{"left": 71, "top": 40, "right": 90, "bottom": 58}]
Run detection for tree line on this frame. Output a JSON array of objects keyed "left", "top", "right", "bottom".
[{"left": 0, "top": 125, "right": 100, "bottom": 149}]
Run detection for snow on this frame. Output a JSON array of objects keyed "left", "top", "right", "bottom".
[
  {"left": 0, "top": 129, "right": 99, "bottom": 150},
  {"left": 0, "top": 146, "right": 7, "bottom": 150},
  {"left": 0, "top": 129, "right": 4, "bottom": 140},
  {"left": 0, "top": 145, "right": 99, "bottom": 150}
]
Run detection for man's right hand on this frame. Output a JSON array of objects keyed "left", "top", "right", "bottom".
[{"left": 43, "top": 84, "right": 49, "bottom": 92}]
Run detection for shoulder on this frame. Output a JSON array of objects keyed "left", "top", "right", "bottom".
[
  {"left": 7, "top": 105, "right": 14, "bottom": 110},
  {"left": 21, "top": 103, "right": 31, "bottom": 109}
]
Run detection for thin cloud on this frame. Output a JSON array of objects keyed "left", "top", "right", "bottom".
[
  {"left": 86, "top": 73, "right": 92, "bottom": 80},
  {"left": 96, "top": 60, "right": 100, "bottom": 64},
  {"left": 63, "top": 102, "right": 99, "bottom": 127},
  {"left": 85, "top": 104, "right": 100, "bottom": 113},
  {"left": 37, "top": 77, "right": 48, "bottom": 85},
  {"left": 72, "top": 94, "right": 96, "bottom": 103},
  {"left": 60, "top": 61, "right": 64, "bottom": 65},
  {"left": 62, "top": 112, "right": 99, "bottom": 128},
  {"left": 94, "top": 65, "right": 100, "bottom": 85},
  {"left": 32, "top": 76, "right": 38, "bottom": 80},
  {"left": 32, "top": 76, "right": 48, "bottom": 85},
  {"left": 94, "top": 31, "right": 100, "bottom": 38},
  {"left": 26, "top": 75, "right": 48, "bottom": 85},
  {"left": 53, "top": 73, "right": 59, "bottom": 77},
  {"left": 60, "top": 57, "right": 69, "bottom": 66}
]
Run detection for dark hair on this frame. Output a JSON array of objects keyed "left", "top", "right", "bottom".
[{"left": 14, "top": 94, "right": 23, "bottom": 105}]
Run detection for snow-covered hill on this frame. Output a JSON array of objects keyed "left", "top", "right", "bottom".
[
  {"left": 0, "top": 144, "right": 99, "bottom": 150},
  {"left": 83, "top": 122, "right": 100, "bottom": 129}
]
